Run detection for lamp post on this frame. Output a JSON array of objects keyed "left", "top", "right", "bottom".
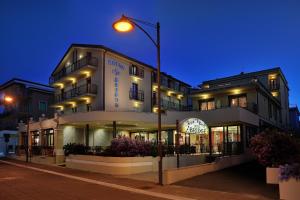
[{"left": 113, "top": 15, "right": 163, "bottom": 185}]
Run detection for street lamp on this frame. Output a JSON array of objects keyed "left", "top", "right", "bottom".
[{"left": 113, "top": 15, "right": 163, "bottom": 185}]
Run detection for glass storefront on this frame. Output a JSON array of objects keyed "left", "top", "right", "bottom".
[
  {"left": 211, "top": 127, "right": 224, "bottom": 154},
  {"left": 43, "top": 129, "right": 54, "bottom": 147}
]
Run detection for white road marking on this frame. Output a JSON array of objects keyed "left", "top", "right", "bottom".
[{"left": 0, "top": 160, "right": 195, "bottom": 200}]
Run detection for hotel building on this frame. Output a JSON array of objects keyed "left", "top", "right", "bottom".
[{"left": 17, "top": 44, "right": 290, "bottom": 164}]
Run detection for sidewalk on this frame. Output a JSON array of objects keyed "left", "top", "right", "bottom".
[{"left": 1, "top": 158, "right": 274, "bottom": 200}]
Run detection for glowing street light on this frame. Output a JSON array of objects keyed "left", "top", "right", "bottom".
[{"left": 113, "top": 15, "right": 134, "bottom": 32}]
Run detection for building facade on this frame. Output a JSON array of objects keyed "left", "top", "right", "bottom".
[
  {"left": 0, "top": 78, "right": 54, "bottom": 130},
  {"left": 17, "top": 44, "right": 290, "bottom": 164},
  {"left": 289, "top": 106, "right": 300, "bottom": 135}
]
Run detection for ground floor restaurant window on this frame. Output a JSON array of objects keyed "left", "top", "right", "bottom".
[
  {"left": 31, "top": 131, "right": 40, "bottom": 146},
  {"left": 211, "top": 125, "right": 242, "bottom": 155},
  {"left": 43, "top": 129, "right": 54, "bottom": 147}
]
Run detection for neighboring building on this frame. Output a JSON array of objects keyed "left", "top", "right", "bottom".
[
  {"left": 289, "top": 106, "right": 300, "bottom": 135},
  {"left": 17, "top": 44, "right": 291, "bottom": 165},
  {"left": 0, "top": 78, "right": 54, "bottom": 130},
  {"left": 0, "top": 130, "right": 18, "bottom": 157},
  {"left": 190, "top": 68, "right": 290, "bottom": 154}
]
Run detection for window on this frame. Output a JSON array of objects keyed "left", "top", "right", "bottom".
[
  {"left": 229, "top": 95, "right": 247, "bottom": 108},
  {"left": 87, "top": 104, "right": 91, "bottom": 112},
  {"left": 199, "top": 99, "right": 215, "bottom": 111},
  {"left": 72, "top": 107, "right": 77, "bottom": 113},
  {"left": 227, "top": 126, "right": 241, "bottom": 142},
  {"left": 129, "top": 65, "right": 144, "bottom": 78},
  {"left": 152, "top": 92, "right": 157, "bottom": 105},
  {"left": 43, "top": 129, "right": 54, "bottom": 146},
  {"left": 269, "top": 79, "right": 278, "bottom": 90},
  {"left": 31, "top": 131, "right": 40, "bottom": 146},
  {"left": 39, "top": 101, "right": 47, "bottom": 112}
]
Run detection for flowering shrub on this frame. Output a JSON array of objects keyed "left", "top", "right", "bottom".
[
  {"left": 250, "top": 129, "right": 299, "bottom": 167},
  {"left": 109, "top": 136, "right": 153, "bottom": 157},
  {"left": 279, "top": 163, "right": 300, "bottom": 181},
  {"left": 63, "top": 143, "right": 89, "bottom": 156}
]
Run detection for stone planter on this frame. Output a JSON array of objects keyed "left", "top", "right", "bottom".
[
  {"left": 266, "top": 167, "right": 279, "bottom": 184},
  {"left": 279, "top": 178, "right": 300, "bottom": 200}
]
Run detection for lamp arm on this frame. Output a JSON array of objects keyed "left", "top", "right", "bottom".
[
  {"left": 125, "top": 15, "right": 157, "bottom": 28},
  {"left": 129, "top": 20, "right": 158, "bottom": 47}
]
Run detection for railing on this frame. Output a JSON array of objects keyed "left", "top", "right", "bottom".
[
  {"left": 31, "top": 146, "right": 54, "bottom": 156},
  {"left": 153, "top": 98, "right": 192, "bottom": 111},
  {"left": 129, "top": 90, "right": 144, "bottom": 101},
  {"left": 49, "top": 56, "right": 98, "bottom": 84},
  {"left": 55, "top": 84, "right": 97, "bottom": 103}
]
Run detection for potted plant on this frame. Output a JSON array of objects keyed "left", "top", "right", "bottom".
[
  {"left": 279, "top": 163, "right": 300, "bottom": 200},
  {"left": 250, "top": 129, "right": 298, "bottom": 184}
]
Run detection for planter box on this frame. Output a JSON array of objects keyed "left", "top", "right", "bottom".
[
  {"left": 266, "top": 167, "right": 279, "bottom": 184},
  {"left": 279, "top": 178, "right": 300, "bottom": 200},
  {"left": 66, "top": 154, "right": 157, "bottom": 175}
]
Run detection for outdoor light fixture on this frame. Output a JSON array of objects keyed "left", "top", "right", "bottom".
[
  {"left": 113, "top": 15, "right": 134, "bottom": 32},
  {"left": 4, "top": 95, "right": 13, "bottom": 103},
  {"left": 112, "top": 14, "right": 163, "bottom": 185}
]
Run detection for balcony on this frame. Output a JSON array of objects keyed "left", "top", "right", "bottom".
[
  {"left": 55, "top": 84, "right": 97, "bottom": 103},
  {"left": 129, "top": 90, "right": 144, "bottom": 102},
  {"left": 153, "top": 98, "right": 192, "bottom": 111},
  {"left": 49, "top": 56, "right": 98, "bottom": 84}
]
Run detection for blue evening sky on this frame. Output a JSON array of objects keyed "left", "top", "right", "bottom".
[{"left": 0, "top": 0, "right": 299, "bottom": 106}]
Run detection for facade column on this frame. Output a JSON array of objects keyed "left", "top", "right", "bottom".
[
  {"left": 54, "top": 127, "right": 64, "bottom": 164},
  {"left": 112, "top": 121, "right": 117, "bottom": 138},
  {"left": 241, "top": 125, "right": 246, "bottom": 154},
  {"left": 208, "top": 127, "right": 212, "bottom": 156},
  {"left": 85, "top": 124, "right": 90, "bottom": 146}
]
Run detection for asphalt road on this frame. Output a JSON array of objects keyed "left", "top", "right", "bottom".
[{"left": 0, "top": 161, "right": 163, "bottom": 200}]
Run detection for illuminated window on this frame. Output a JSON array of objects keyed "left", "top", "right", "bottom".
[
  {"left": 199, "top": 99, "right": 215, "bottom": 111},
  {"left": 229, "top": 95, "right": 247, "bottom": 108}
]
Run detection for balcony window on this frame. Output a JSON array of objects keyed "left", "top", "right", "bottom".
[
  {"left": 229, "top": 95, "right": 247, "bottom": 108},
  {"left": 129, "top": 65, "right": 144, "bottom": 78},
  {"left": 199, "top": 99, "right": 215, "bottom": 111},
  {"left": 269, "top": 78, "right": 279, "bottom": 90}
]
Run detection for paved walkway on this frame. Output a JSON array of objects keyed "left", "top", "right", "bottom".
[
  {"left": 176, "top": 161, "right": 279, "bottom": 199},
  {"left": 0, "top": 158, "right": 276, "bottom": 200}
]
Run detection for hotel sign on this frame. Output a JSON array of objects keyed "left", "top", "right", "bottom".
[
  {"left": 180, "top": 118, "right": 208, "bottom": 134},
  {"left": 108, "top": 59, "right": 125, "bottom": 108}
]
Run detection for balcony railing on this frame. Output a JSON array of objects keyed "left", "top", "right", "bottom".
[
  {"left": 129, "top": 90, "right": 144, "bottom": 102},
  {"left": 55, "top": 84, "right": 97, "bottom": 103},
  {"left": 197, "top": 102, "right": 258, "bottom": 114},
  {"left": 49, "top": 56, "right": 98, "bottom": 84},
  {"left": 153, "top": 98, "right": 192, "bottom": 111}
]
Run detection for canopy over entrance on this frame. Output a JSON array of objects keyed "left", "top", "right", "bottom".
[{"left": 179, "top": 118, "right": 208, "bottom": 134}]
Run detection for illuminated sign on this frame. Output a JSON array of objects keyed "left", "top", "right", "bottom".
[
  {"left": 108, "top": 59, "right": 125, "bottom": 108},
  {"left": 180, "top": 118, "right": 208, "bottom": 134}
]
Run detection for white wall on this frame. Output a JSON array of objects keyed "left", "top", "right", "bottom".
[{"left": 63, "top": 126, "right": 85, "bottom": 145}]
